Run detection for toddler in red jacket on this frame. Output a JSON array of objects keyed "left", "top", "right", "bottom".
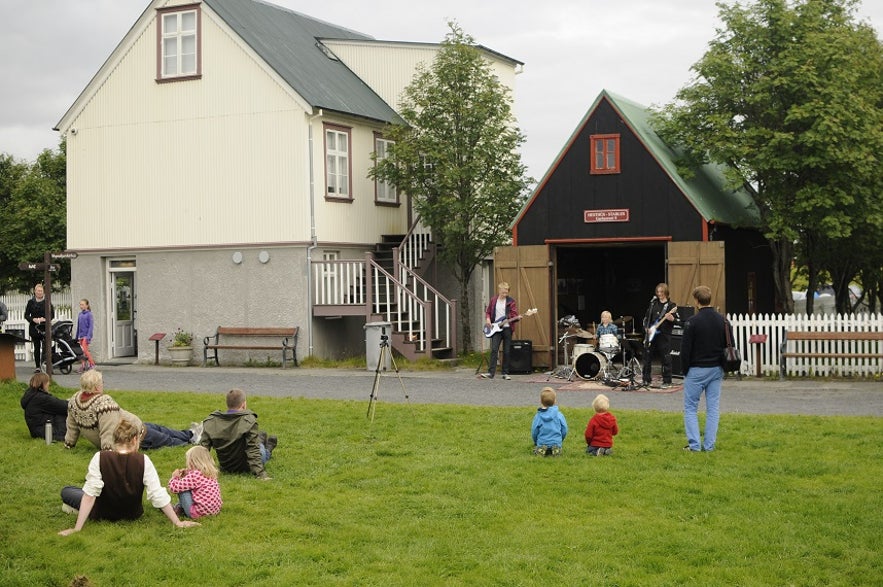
[{"left": 585, "top": 394, "right": 619, "bottom": 456}]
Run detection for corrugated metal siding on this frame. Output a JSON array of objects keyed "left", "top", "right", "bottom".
[
  {"left": 68, "top": 7, "right": 314, "bottom": 250},
  {"left": 310, "top": 115, "right": 408, "bottom": 243},
  {"left": 323, "top": 42, "right": 439, "bottom": 110},
  {"left": 324, "top": 41, "right": 519, "bottom": 111}
]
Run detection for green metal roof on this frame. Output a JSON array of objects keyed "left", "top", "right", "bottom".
[
  {"left": 205, "top": 0, "right": 403, "bottom": 124},
  {"left": 600, "top": 90, "right": 761, "bottom": 228}
]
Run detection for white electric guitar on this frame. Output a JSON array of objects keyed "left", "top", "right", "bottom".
[{"left": 483, "top": 308, "right": 538, "bottom": 338}]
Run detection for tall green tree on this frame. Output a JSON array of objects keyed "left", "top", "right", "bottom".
[
  {"left": 654, "top": 0, "right": 883, "bottom": 313},
  {"left": 370, "top": 23, "right": 531, "bottom": 351},
  {"left": 0, "top": 141, "right": 69, "bottom": 292}
]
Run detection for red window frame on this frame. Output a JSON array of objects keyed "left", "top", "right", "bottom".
[{"left": 589, "top": 134, "right": 620, "bottom": 174}]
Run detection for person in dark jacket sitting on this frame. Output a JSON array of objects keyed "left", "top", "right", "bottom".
[
  {"left": 680, "top": 285, "right": 729, "bottom": 452},
  {"left": 199, "top": 389, "right": 277, "bottom": 480},
  {"left": 20, "top": 372, "right": 68, "bottom": 441}
]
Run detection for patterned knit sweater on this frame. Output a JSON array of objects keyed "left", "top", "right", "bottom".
[{"left": 65, "top": 391, "right": 143, "bottom": 451}]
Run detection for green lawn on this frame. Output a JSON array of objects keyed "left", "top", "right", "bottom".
[{"left": 1, "top": 380, "right": 881, "bottom": 586}]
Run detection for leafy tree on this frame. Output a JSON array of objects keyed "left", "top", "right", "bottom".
[
  {"left": 654, "top": 0, "right": 883, "bottom": 313},
  {"left": 0, "top": 141, "right": 69, "bottom": 292},
  {"left": 370, "top": 23, "right": 531, "bottom": 351}
]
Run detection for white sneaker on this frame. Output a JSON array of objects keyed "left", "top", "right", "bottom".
[
  {"left": 189, "top": 421, "right": 204, "bottom": 444},
  {"left": 61, "top": 503, "right": 78, "bottom": 515},
  {"left": 502, "top": 374, "right": 512, "bottom": 380},
  {"left": 480, "top": 373, "right": 493, "bottom": 379}
]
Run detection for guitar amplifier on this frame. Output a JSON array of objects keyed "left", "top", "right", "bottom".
[
  {"left": 669, "top": 332, "right": 684, "bottom": 378},
  {"left": 509, "top": 340, "right": 533, "bottom": 374}
]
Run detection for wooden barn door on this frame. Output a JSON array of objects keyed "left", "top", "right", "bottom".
[
  {"left": 667, "top": 241, "right": 727, "bottom": 312},
  {"left": 494, "top": 245, "right": 552, "bottom": 368}
]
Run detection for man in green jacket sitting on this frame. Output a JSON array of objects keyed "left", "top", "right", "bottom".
[{"left": 199, "top": 389, "right": 277, "bottom": 480}]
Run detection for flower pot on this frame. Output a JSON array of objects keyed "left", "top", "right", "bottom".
[{"left": 168, "top": 346, "right": 193, "bottom": 366}]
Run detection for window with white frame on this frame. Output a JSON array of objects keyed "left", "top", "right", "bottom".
[
  {"left": 325, "top": 125, "right": 351, "bottom": 199},
  {"left": 158, "top": 6, "right": 200, "bottom": 81},
  {"left": 374, "top": 136, "right": 397, "bottom": 204}
]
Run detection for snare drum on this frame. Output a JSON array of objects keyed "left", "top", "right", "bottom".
[
  {"left": 574, "top": 351, "right": 608, "bottom": 380},
  {"left": 599, "top": 333, "right": 620, "bottom": 355},
  {"left": 572, "top": 343, "right": 595, "bottom": 358}
]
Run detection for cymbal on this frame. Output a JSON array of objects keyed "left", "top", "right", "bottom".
[
  {"left": 614, "top": 316, "right": 633, "bottom": 326},
  {"left": 572, "top": 328, "right": 594, "bottom": 338}
]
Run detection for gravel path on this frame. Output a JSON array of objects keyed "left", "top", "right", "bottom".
[{"left": 18, "top": 363, "right": 883, "bottom": 417}]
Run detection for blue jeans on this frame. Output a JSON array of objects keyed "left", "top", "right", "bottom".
[
  {"left": 141, "top": 423, "right": 192, "bottom": 450},
  {"left": 177, "top": 490, "right": 194, "bottom": 517},
  {"left": 61, "top": 486, "right": 85, "bottom": 509},
  {"left": 260, "top": 442, "right": 271, "bottom": 464},
  {"left": 683, "top": 366, "right": 723, "bottom": 451}
]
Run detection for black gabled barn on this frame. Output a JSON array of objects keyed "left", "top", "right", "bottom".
[{"left": 495, "top": 90, "right": 774, "bottom": 369}]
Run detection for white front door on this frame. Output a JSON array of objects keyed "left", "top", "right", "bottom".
[{"left": 108, "top": 264, "right": 137, "bottom": 357}]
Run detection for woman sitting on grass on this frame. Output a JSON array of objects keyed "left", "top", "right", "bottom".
[
  {"left": 65, "top": 369, "right": 199, "bottom": 451},
  {"left": 20, "top": 372, "right": 68, "bottom": 441},
  {"left": 58, "top": 419, "right": 200, "bottom": 536}
]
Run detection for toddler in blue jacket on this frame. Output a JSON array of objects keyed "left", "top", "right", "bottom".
[{"left": 531, "top": 387, "right": 568, "bottom": 456}]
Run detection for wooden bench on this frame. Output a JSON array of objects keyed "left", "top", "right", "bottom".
[
  {"left": 779, "top": 330, "right": 883, "bottom": 379},
  {"left": 203, "top": 327, "right": 298, "bottom": 368}
]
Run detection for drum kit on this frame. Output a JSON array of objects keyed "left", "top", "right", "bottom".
[{"left": 548, "top": 314, "right": 644, "bottom": 389}]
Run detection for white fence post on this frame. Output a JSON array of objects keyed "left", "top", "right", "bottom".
[
  {"left": 727, "top": 311, "right": 882, "bottom": 378},
  {"left": 1, "top": 291, "right": 74, "bottom": 362}
]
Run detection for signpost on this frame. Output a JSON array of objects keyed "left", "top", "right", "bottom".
[{"left": 18, "top": 251, "right": 77, "bottom": 377}]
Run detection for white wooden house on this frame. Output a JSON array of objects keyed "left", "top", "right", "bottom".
[{"left": 55, "top": 0, "right": 522, "bottom": 364}]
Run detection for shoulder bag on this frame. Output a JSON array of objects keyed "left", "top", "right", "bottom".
[{"left": 723, "top": 319, "right": 741, "bottom": 372}]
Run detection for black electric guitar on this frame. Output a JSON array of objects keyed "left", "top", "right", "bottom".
[
  {"left": 644, "top": 304, "right": 677, "bottom": 347},
  {"left": 483, "top": 308, "right": 538, "bottom": 338}
]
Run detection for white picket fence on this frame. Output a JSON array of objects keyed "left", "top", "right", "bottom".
[
  {"left": 730, "top": 312, "right": 883, "bottom": 377},
  {"left": 1, "top": 291, "right": 74, "bottom": 362}
]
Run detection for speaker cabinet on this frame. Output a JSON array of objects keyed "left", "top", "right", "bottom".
[
  {"left": 676, "top": 305, "right": 695, "bottom": 326},
  {"left": 669, "top": 333, "right": 684, "bottom": 377},
  {"left": 509, "top": 340, "right": 533, "bottom": 374}
]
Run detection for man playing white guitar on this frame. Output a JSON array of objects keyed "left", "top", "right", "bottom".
[
  {"left": 641, "top": 283, "right": 678, "bottom": 389},
  {"left": 481, "top": 282, "right": 518, "bottom": 380}
]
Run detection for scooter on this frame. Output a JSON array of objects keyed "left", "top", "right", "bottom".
[{"left": 36, "top": 320, "right": 84, "bottom": 374}]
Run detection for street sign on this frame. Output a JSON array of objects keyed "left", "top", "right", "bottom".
[
  {"left": 51, "top": 251, "right": 79, "bottom": 259},
  {"left": 18, "top": 262, "right": 59, "bottom": 272}
]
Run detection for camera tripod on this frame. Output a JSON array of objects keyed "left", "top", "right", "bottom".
[{"left": 366, "top": 330, "right": 409, "bottom": 423}]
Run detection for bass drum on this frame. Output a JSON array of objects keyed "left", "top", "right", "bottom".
[{"left": 574, "top": 351, "right": 607, "bottom": 380}]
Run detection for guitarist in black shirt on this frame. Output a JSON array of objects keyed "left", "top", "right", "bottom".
[{"left": 641, "top": 283, "right": 678, "bottom": 388}]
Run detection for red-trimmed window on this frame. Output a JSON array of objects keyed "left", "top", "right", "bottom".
[
  {"left": 590, "top": 134, "right": 620, "bottom": 174},
  {"left": 325, "top": 124, "right": 352, "bottom": 199},
  {"left": 157, "top": 4, "right": 201, "bottom": 82}
]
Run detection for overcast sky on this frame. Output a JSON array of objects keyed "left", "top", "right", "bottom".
[{"left": 2, "top": 0, "right": 881, "bottom": 180}]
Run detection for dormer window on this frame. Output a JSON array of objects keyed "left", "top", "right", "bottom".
[
  {"left": 589, "top": 134, "right": 620, "bottom": 174},
  {"left": 157, "top": 5, "right": 201, "bottom": 82}
]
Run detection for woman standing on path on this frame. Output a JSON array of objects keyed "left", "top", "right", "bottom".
[{"left": 76, "top": 299, "right": 96, "bottom": 373}]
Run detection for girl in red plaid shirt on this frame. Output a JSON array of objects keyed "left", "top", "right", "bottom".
[{"left": 168, "top": 445, "right": 223, "bottom": 518}]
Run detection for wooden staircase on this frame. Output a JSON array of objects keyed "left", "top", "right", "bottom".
[
  {"left": 369, "top": 234, "right": 454, "bottom": 362},
  {"left": 311, "top": 220, "right": 457, "bottom": 362}
]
